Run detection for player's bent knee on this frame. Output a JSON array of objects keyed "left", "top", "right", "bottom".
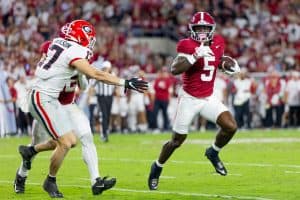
[
  {"left": 58, "top": 132, "right": 77, "bottom": 149},
  {"left": 170, "top": 135, "right": 186, "bottom": 148},
  {"left": 80, "top": 133, "right": 93, "bottom": 147},
  {"left": 224, "top": 120, "right": 238, "bottom": 135},
  {"left": 169, "top": 140, "right": 182, "bottom": 148},
  {"left": 48, "top": 140, "right": 58, "bottom": 150}
]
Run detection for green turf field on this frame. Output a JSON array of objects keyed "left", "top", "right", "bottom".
[{"left": 0, "top": 129, "right": 300, "bottom": 200}]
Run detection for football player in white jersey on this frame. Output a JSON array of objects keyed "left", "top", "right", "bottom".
[
  {"left": 15, "top": 20, "right": 148, "bottom": 198},
  {"left": 14, "top": 40, "right": 115, "bottom": 196}
]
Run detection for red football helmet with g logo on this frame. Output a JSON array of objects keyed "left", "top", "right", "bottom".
[
  {"left": 60, "top": 20, "right": 96, "bottom": 50},
  {"left": 189, "top": 12, "right": 216, "bottom": 42},
  {"left": 59, "top": 23, "right": 69, "bottom": 38}
]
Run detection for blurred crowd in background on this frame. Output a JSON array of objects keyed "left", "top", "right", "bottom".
[{"left": 0, "top": 0, "right": 299, "bottom": 138}]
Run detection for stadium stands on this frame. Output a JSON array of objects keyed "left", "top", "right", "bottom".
[{"left": 0, "top": 0, "right": 299, "bottom": 136}]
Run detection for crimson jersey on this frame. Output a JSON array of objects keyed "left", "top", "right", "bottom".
[
  {"left": 39, "top": 41, "right": 77, "bottom": 105},
  {"left": 177, "top": 34, "right": 225, "bottom": 98}
]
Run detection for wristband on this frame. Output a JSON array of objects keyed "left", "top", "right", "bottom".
[{"left": 119, "top": 78, "right": 125, "bottom": 86}]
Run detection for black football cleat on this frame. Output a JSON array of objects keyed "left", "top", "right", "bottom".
[
  {"left": 43, "top": 176, "right": 63, "bottom": 198},
  {"left": 18, "top": 145, "right": 35, "bottom": 170},
  {"left": 14, "top": 169, "right": 26, "bottom": 194},
  {"left": 148, "top": 162, "right": 163, "bottom": 190},
  {"left": 92, "top": 177, "right": 116, "bottom": 195},
  {"left": 205, "top": 147, "right": 227, "bottom": 176}
]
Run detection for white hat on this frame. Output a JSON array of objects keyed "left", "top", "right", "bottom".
[
  {"left": 102, "top": 61, "right": 112, "bottom": 69},
  {"left": 92, "top": 60, "right": 112, "bottom": 70}
]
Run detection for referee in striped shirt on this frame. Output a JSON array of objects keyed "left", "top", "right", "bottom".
[{"left": 93, "top": 60, "right": 115, "bottom": 142}]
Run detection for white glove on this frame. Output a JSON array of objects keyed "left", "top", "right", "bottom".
[
  {"left": 193, "top": 43, "right": 213, "bottom": 59},
  {"left": 223, "top": 57, "right": 241, "bottom": 75}
]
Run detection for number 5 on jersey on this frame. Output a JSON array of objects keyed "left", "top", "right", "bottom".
[{"left": 201, "top": 56, "right": 215, "bottom": 82}]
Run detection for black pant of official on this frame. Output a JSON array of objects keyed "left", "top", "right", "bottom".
[
  {"left": 234, "top": 100, "right": 251, "bottom": 129},
  {"left": 97, "top": 95, "right": 113, "bottom": 140},
  {"left": 146, "top": 108, "right": 156, "bottom": 130},
  {"left": 265, "top": 105, "right": 284, "bottom": 128},
  {"left": 153, "top": 99, "right": 169, "bottom": 130},
  {"left": 289, "top": 105, "right": 300, "bottom": 127},
  {"left": 16, "top": 108, "right": 31, "bottom": 135}
]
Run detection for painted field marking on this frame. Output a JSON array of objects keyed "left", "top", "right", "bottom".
[
  {"left": 160, "top": 176, "right": 176, "bottom": 179},
  {"left": 141, "top": 137, "right": 300, "bottom": 145},
  {"left": 1, "top": 154, "right": 300, "bottom": 169},
  {"left": 284, "top": 171, "right": 300, "bottom": 174},
  {"left": 0, "top": 180, "right": 273, "bottom": 200},
  {"left": 212, "top": 173, "right": 242, "bottom": 176}
]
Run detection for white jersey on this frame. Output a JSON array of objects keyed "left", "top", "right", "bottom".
[
  {"left": 33, "top": 38, "right": 91, "bottom": 98},
  {"left": 233, "top": 78, "right": 252, "bottom": 106},
  {"left": 285, "top": 79, "right": 300, "bottom": 106}
]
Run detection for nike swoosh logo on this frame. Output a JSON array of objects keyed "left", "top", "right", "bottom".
[
  {"left": 129, "top": 82, "right": 137, "bottom": 90},
  {"left": 95, "top": 185, "right": 104, "bottom": 188},
  {"left": 216, "top": 45, "right": 220, "bottom": 49}
]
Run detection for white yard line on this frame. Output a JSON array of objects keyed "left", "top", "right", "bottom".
[
  {"left": 212, "top": 173, "right": 242, "bottom": 176},
  {"left": 284, "top": 171, "right": 300, "bottom": 174},
  {"left": 142, "top": 137, "right": 300, "bottom": 145},
  {"left": 160, "top": 175, "right": 176, "bottom": 179},
  {"left": 1, "top": 154, "right": 300, "bottom": 169},
  {"left": 0, "top": 180, "right": 273, "bottom": 200},
  {"left": 77, "top": 176, "right": 176, "bottom": 181},
  {"left": 77, "top": 177, "right": 90, "bottom": 181}
]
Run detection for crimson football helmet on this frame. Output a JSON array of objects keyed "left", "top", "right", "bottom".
[
  {"left": 189, "top": 12, "right": 216, "bottom": 42},
  {"left": 60, "top": 20, "right": 96, "bottom": 50}
]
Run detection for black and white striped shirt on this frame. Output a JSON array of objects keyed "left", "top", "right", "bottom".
[{"left": 94, "top": 81, "right": 115, "bottom": 96}]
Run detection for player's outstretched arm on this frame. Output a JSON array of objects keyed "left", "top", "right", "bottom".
[
  {"left": 71, "top": 59, "right": 148, "bottom": 93},
  {"left": 72, "top": 59, "right": 124, "bottom": 85}
]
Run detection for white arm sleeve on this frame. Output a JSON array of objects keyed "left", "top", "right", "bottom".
[{"left": 78, "top": 73, "right": 88, "bottom": 91}]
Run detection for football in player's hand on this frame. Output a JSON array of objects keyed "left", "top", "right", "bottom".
[{"left": 219, "top": 56, "right": 235, "bottom": 72}]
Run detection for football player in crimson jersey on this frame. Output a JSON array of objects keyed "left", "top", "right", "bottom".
[
  {"left": 15, "top": 20, "right": 148, "bottom": 198},
  {"left": 148, "top": 12, "right": 240, "bottom": 190},
  {"left": 14, "top": 40, "right": 116, "bottom": 195}
]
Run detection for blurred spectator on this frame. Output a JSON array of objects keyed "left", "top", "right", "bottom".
[
  {"left": 7, "top": 77, "right": 17, "bottom": 111},
  {"left": 14, "top": 75, "right": 32, "bottom": 135},
  {"left": 284, "top": 71, "right": 300, "bottom": 127},
  {"left": 153, "top": 67, "right": 173, "bottom": 131},
  {"left": 144, "top": 82, "right": 156, "bottom": 130},
  {"left": 0, "top": 71, "right": 17, "bottom": 137},
  {"left": 264, "top": 71, "right": 285, "bottom": 128},
  {"left": 110, "top": 85, "right": 128, "bottom": 133},
  {"left": 127, "top": 67, "right": 148, "bottom": 132},
  {"left": 232, "top": 68, "right": 256, "bottom": 129},
  {"left": 0, "top": 0, "right": 299, "bottom": 133}
]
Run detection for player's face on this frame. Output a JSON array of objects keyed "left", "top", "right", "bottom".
[{"left": 193, "top": 25, "right": 212, "bottom": 33}]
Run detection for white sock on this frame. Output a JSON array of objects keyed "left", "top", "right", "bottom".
[
  {"left": 212, "top": 143, "right": 221, "bottom": 152},
  {"left": 48, "top": 174, "right": 56, "bottom": 178},
  {"left": 138, "top": 124, "right": 147, "bottom": 132},
  {"left": 155, "top": 160, "right": 164, "bottom": 168},
  {"left": 81, "top": 134, "right": 100, "bottom": 185},
  {"left": 18, "top": 163, "right": 28, "bottom": 178}
]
